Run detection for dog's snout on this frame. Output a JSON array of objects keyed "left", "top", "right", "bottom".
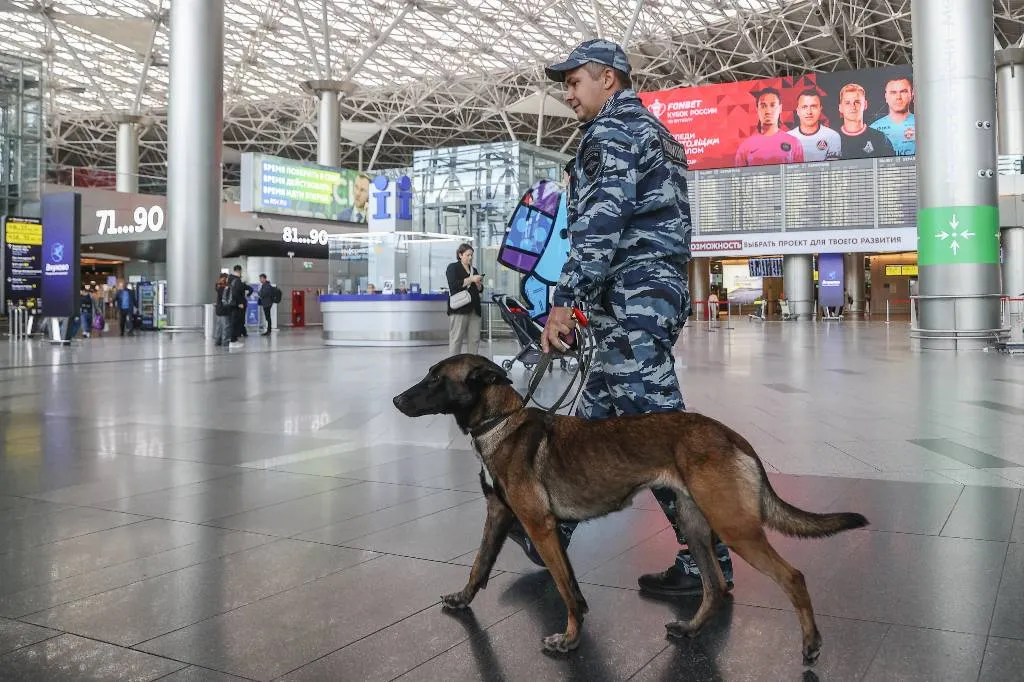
[{"left": 393, "top": 395, "right": 405, "bottom": 410}]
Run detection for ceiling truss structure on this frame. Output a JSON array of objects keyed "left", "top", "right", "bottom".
[{"left": 4, "top": 0, "right": 1024, "bottom": 193}]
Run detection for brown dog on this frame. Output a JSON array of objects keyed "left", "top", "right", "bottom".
[{"left": 393, "top": 354, "right": 868, "bottom": 665}]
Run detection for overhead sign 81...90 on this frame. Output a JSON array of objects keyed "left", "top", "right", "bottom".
[
  {"left": 96, "top": 205, "right": 165, "bottom": 235},
  {"left": 282, "top": 227, "right": 330, "bottom": 245}
]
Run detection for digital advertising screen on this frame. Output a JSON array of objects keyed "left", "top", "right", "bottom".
[
  {"left": 2, "top": 216, "right": 43, "bottom": 314},
  {"left": 722, "top": 263, "right": 763, "bottom": 305},
  {"left": 239, "top": 152, "right": 370, "bottom": 223},
  {"left": 40, "top": 192, "right": 82, "bottom": 319},
  {"left": 640, "top": 64, "right": 915, "bottom": 171}
]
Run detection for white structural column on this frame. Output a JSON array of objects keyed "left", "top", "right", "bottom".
[
  {"left": 113, "top": 113, "right": 140, "bottom": 193},
  {"left": 996, "top": 48, "right": 1024, "bottom": 298},
  {"left": 302, "top": 79, "right": 353, "bottom": 167},
  {"left": 996, "top": 48, "right": 1024, "bottom": 155},
  {"left": 783, "top": 254, "right": 814, "bottom": 320},
  {"left": 166, "top": 0, "right": 224, "bottom": 331},
  {"left": 844, "top": 253, "right": 866, "bottom": 316},
  {"left": 912, "top": 0, "right": 1003, "bottom": 349}
]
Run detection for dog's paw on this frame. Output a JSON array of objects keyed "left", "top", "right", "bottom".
[
  {"left": 440, "top": 591, "right": 471, "bottom": 609},
  {"left": 802, "top": 631, "right": 822, "bottom": 666},
  {"left": 541, "top": 632, "right": 579, "bottom": 654},
  {"left": 665, "top": 620, "right": 700, "bottom": 639}
]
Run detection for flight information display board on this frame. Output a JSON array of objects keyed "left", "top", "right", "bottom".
[
  {"left": 877, "top": 156, "right": 918, "bottom": 230},
  {"left": 2, "top": 216, "right": 43, "bottom": 314},
  {"left": 784, "top": 158, "right": 875, "bottom": 231},
  {"left": 695, "top": 166, "right": 782, "bottom": 234},
  {"left": 692, "top": 156, "right": 917, "bottom": 235},
  {"left": 749, "top": 257, "right": 784, "bottom": 277}
]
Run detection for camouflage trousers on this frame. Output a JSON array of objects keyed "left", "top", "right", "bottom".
[{"left": 566, "top": 266, "right": 692, "bottom": 546}]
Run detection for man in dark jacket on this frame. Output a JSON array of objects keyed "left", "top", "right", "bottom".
[
  {"left": 227, "top": 265, "right": 247, "bottom": 347},
  {"left": 257, "top": 274, "right": 276, "bottom": 336},
  {"left": 115, "top": 281, "right": 136, "bottom": 336}
]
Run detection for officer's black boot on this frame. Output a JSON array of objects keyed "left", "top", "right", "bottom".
[
  {"left": 507, "top": 520, "right": 575, "bottom": 567},
  {"left": 637, "top": 542, "right": 734, "bottom": 597}
]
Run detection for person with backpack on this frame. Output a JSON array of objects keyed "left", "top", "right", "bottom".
[{"left": 257, "top": 274, "right": 280, "bottom": 336}]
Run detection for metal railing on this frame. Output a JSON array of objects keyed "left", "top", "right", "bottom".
[
  {"left": 909, "top": 293, "right": 1009, "bottom": 346},
  {"left": 1001, "top": 297, "right": 1024, "bottom": 343},
  {"left": 7, "top": 306, "right": 31, "bottom": 340},
  {"left": 161, "top": 303, "right": 207, "bottom": 334}
]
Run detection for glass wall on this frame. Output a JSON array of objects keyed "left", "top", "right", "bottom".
[
  {"left": 326, "top": 231, "right": 463, "bottom": 295},
  {"left": 411, "top": 141, "right": 570, "bottom": 304},
  {"left": 0, "top": 53, "right": 44, "bottom": 217}
]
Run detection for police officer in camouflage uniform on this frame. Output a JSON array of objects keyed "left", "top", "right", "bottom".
[{"left": 506, "top": 39, "right": 735, "bottom": 597}]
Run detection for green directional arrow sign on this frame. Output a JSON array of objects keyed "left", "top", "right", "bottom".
[{"left": 917, "top": 205, "right": 1000, "bottom": 266}]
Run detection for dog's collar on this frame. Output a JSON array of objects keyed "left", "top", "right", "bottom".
[{"left": 470, "top": 411, "right": 518, "bottom": 439}]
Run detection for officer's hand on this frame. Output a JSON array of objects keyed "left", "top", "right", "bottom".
[{"left": 541, "top": 306, "right": 575, "bottom": 354}]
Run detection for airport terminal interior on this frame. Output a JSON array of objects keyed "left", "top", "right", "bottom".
[{"left": 3, "top": 0, "right": 1024, "bottom": 680}]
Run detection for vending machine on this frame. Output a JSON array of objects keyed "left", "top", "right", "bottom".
[{"left": 137, "top": 282, "right": 157, "bottom": 331}]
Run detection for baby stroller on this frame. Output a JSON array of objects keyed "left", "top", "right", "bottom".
[{"left": 492, "top": 293, "right": 575, "bottom": 372}]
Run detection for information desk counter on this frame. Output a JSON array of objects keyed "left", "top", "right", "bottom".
[{"left": 319, "top": 293, "right": 449, "bottom": 346}]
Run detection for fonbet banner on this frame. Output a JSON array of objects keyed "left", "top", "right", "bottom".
[
  {"left": 692, "top": 228, "right": 917, "bottom": 258},
  {"left": 640, "top": 64, "right": 915, "bottom": 171}
]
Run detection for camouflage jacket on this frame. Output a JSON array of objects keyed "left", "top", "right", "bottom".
[{"left": 553, "top": 88, "right": 693, "bottom": 308}]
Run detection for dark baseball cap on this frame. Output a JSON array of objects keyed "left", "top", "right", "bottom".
[{"left": 545, "top": 39, "right": 632, "bottom": 82}]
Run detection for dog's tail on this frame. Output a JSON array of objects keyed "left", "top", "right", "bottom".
[
  {"left": 761, "top": 483, "right": 869, "bottom": 538},
  {"left": 743, "top": 446, "right": 868, "bottom": 538}
]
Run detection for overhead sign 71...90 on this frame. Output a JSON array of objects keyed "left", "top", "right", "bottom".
[
  {"left": 282, "top": 227, "right": 330, "bottom": 245},
  {"left": 96, "top": 205, "right": 165, "bottom": 235}
]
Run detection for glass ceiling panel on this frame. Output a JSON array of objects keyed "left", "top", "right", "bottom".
[{"left": 0, "top": 0, "right": 792, "bottom": 116}]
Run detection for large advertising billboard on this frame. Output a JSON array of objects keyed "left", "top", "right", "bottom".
[
  {"left": 239, "top": 152, "right": 370, "bottom": 223},
  {"left": 640, "top": 65, "right": 915, "bottom": 171}
]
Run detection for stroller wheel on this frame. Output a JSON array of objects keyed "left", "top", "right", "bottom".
[{"left": 501, "top": 360, "right": 514, "bottom": 371}]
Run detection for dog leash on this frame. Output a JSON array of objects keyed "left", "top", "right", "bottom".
[{"left": 522, "top": 309, "right": 594, "bottom": 415}]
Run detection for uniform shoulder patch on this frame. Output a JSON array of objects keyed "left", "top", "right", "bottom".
[
  {"left": 581, "top": 143, "right": 602, "bottom": 179},
  {"left": 660, "top": 133, "right": 688, "bottom": 169}
]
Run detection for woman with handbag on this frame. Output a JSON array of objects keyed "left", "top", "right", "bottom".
[{"left": 446, "top": 243, "right": 483, "bottom": 355}]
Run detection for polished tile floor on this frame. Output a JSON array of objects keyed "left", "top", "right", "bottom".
[{"left": 1, "top": 320, "right": 1022, "bottom": 681}]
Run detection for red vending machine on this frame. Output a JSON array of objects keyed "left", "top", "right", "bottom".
[{"left": 291, "top": 290, "right": 305, "bottom": 327}]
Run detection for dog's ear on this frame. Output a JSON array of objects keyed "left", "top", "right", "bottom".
[{"left": 467, "top": 364, "right": 512, "bottom": 387}]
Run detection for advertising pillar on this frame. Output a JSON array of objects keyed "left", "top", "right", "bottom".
[
  {"left": 912, "top": 0, "right": 1002, "bottom": 349},
  {"left": 818, "top": 253, "right": 846, "bottom": 314},
  {"left": 40, "top": 192, "right": 82, "bottom": 341},
  {"left": 166, "top": 0, "right": 224, "bottom": 332},
  {"left": 783, "top": 254, "right": 813, "bottom": 320}
]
